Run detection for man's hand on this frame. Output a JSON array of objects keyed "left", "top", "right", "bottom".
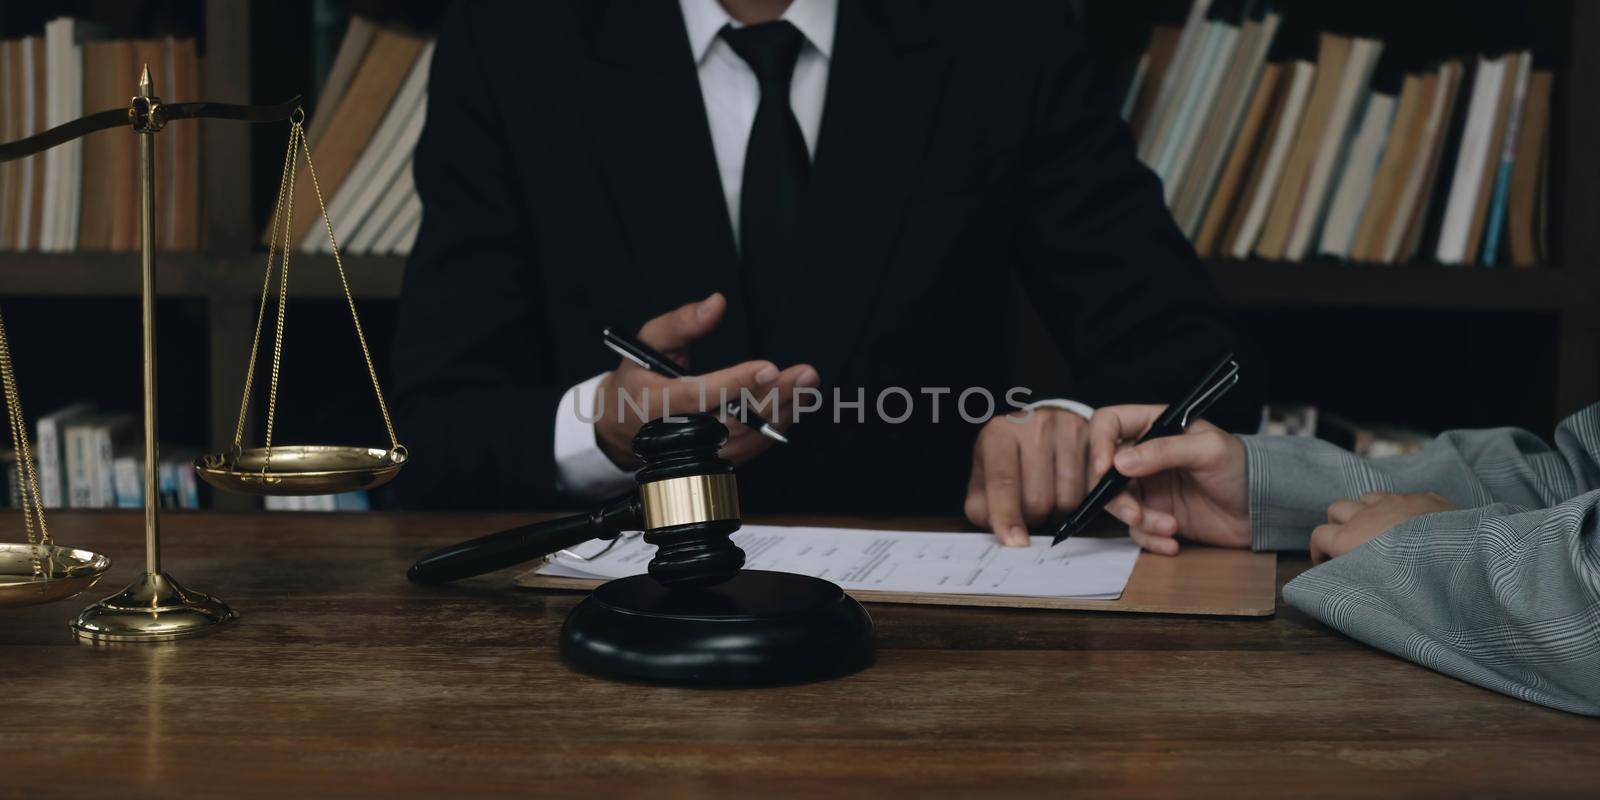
[
  {"left": 1084, "top": 404, "right": 1250, "bottom": 555},
  {"left": 1311, "top": 491, "right": 1456, "bottom": 564},
  {"left": 965, "top": 408, "right": 1092, "bottom": 547},
  {"left": 594, "top": 293, "right": 819, "bottom": 469}
]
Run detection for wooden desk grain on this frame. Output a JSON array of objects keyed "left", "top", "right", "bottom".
[{"left": 0, "top": 512, "right": 1595, "bottom": 799}]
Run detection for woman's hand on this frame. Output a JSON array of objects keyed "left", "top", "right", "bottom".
[{"left": 1085, "top": 404, "right": 1251, "bottom": 555}]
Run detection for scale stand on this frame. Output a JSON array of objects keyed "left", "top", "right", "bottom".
[{"left": 0, "top": 67, "right": 301, "bottom": 642}]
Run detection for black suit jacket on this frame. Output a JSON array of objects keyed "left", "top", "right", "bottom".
[{"left": 393, "top": 0, "right": 1263, "bottom": 513}]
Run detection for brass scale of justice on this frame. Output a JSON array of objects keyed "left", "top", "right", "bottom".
[{"left": 0, "top": 67, "right": 407, "bottom": 641}]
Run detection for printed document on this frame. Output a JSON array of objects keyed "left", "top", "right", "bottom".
[{"left": 531, "top": 525, "right": 1140, "bottom": 599}]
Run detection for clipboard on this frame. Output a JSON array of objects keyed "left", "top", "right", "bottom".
[{"left": 516, "top": 538, "right": 1278, "bottom": 618}]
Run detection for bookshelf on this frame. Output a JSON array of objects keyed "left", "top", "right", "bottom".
[
  {"left": 0, "top": 0, "right": 1596, "bottom": 511},
  {"left": 1063, "top": 0, "right": 1600, "bottom": 436}
]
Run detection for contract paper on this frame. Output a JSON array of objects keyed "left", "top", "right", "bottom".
[{"left": 530, "top": 525, "right": 1141, "bottom": 600}]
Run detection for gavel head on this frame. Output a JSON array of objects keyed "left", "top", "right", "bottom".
[{"left": 631, "top": 414, "right": 745, "bottom": 588}]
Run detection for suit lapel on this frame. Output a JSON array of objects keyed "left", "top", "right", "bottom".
[
  {"left": 579, "top": 0, "right": 751, "bottom": 367},
  {"left": 764, "top": 0, "right": 951, "bottom": 381}
]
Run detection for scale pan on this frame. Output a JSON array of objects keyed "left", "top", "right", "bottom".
[
  {"left": 194, "top": 445, "right": 407, "bottom": 496},
  {"left": 0, "top": 543, "right": 112, "bottom": 608}
]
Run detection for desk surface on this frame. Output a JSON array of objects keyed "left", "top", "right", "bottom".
[{"left": 1, "top": 512, "right": 1595, "bottom": 799}]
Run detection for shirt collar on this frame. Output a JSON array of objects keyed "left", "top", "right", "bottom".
[{"left": 679, "top": 0, "right": 838, "bottom": 63}]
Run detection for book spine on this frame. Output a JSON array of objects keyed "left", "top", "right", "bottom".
[
  {"left": 159, "top": 461, "right": 180, "bottom": 509},
  {"left": 178, "top": 466, "right": 199, "bottom": 509},
  {"left": 1121, "top": 53, "right": 1149, "bottom": 122},
  {"left": 114, "top": 456, "right": 143, "bottom": 508},
  {"left": 66, "top": 427, "right": 91, "bottom": 508},
  {"left": 92, "top": 426, "right": 114, "bottom": 508},
  {"left": 37, "top": 418, "right": 62, "bottom": 508},
  {"left": 1480, "top": 54, "right": 1532, "bottom": 268}
]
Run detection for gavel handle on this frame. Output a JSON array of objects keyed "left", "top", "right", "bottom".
[{"left": 407, "top": 494, "right": 642, "bottom": 584}]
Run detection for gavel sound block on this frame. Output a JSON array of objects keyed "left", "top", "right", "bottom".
[{"left": 407, "top": 414, "right": 875, "bottom": 685}]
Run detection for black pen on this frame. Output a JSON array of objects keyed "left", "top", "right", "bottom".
[
  {"left": 1052, "top": 353, "right": 1241, "bottom": 545},
  {"left": 602, "top": 327, "right": 788, "bottom": 444}
]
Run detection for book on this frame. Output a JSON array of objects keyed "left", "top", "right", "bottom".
[
  {"left": 1461, "top": 52, "right": 1524, "bottom": 266},
  {"left": 1479, "top": 51, "right": 1532, "bottom": 267},
  {"left": 1194, "top": 60, "right": 1284, "bottom": 257},
  {"left": 334, "top": 491, "right": 371, "bottom": 511},
  {"left": 1507, "top": 70, "right": 1553, "bottom": 268},
  {"left": 1435, "top": 56, "right": 1506, "bottom": 265},
  {"left": 1120, "top": 50, "right": 1148, "bottom": 122},
  {"left": 64, "top": 416, "right": 98, "bottom": 507},
  {"left": 108, "top": 41, "right": 144, "bottom": 252},
  {"left": 1, "top": 450, "right": 18, "bottom": 508},
  {"left": 1, "top": 40, "right": 18, "bottom": 250},
  {"left": 271, "top": 27, "right": 427, "bottom": 248},
  {"left": 78, "top": 40, "right": 123, "bottom": 251},
  {"left": 1394, "top": 60, "right": 1466, "bottom": 263},
  {"left": 5, "top": 36, "right": 38, "bottom": 252},
  {"left": 1254, "top": 34, "right": 1352, "bottom": 260},
  {"left": 164, "top": 36, "right": 202, "bottom": 251},
  {"left": 1174, "top": 7, "right": 1283, "bottom": 234},
  {"left": 1318, "top": 90, "right": 1396, "bottom": 258},
  {"left": 394, "top": 210, "right": 422, "bottom": 254},
  {"left": 158, "top": 461, "right": 180, "bottom": 508},
  {"left": 347, "top": 160, "right": 414, "bottom": 254},
  {"left": 21, "top": 36, "right": 46, "bottom": 251},
  {"left": 1126, "top": 26, "right": 1183, "bottom": 140},
  {"left": 1233, "top": 58, "right": 1317, "bottom": 259},
  {"left": 1155, "top": 0, "right": 1246, "bottom": 201},
  {"left": 305, "top": 41, "right": 435, "bottom": 254},
  {"left": 373, "top": 191, "right": 423, "bottom": 255},
  {"left": 35, "top": 402, "right": 93, "bottom": 508},
  {"left": 1139, "top": 0, "right": 1215, "bottom": 162},
  {"left": 308, "top": 17, "right": 378, "bottom": 147},
  {"left": 1284, "top": 37, "right": 1383, "bottom": 261},
  {"left": 1350, "top": 72, "right": 1427, "bottom": 263},
  {"left": 42, "top": 17, "right": 82, "bottom": 252},
  {"left": 90, "top": 415, "right": 135, "bottom": 508},
  {"left": 113, "top": 456, "right": 143, "bottom": 508},
  {"left": 63, "top": 413, "right": 135, "bottom": 508}
]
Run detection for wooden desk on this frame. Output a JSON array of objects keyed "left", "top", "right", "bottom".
[{"left": 1, "top": 513, "right": 1595, "bottom": 798}]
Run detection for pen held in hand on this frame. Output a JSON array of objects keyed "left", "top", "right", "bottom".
[
  {"left": 1052, "top": 353, "right": 1241, "bottom": 545},
  {"left": 601, "top": 327, "right": 788, "bottom": 443}
]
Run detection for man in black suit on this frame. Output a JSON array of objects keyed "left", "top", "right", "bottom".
[{"left": 393, "top": 0, "right": 1261, "bottom": 544}]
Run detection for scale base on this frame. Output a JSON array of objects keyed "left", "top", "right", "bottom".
[
  {"left": 561, "top": 570, "right": 875, "bottom": 685},
  {"left": 71, "top": 571, "right": 236, "bottom": 643}
]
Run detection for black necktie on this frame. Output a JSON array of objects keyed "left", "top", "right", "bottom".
[{"left": 720, "top": 22, "right": 810, "bottom": 293}]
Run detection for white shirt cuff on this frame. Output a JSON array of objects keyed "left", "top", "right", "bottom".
[
  {"left": 553, "top": 372, "right": 636, "bottom": 500},
  {"left": 1027, "top": 397, "right": 1095, "bottom": 421}
]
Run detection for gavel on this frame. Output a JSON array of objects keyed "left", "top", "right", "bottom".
[
  {"left": 407, "top": 413, "right": 876, "bottom": 685},
  {"left": 407, "top": 413, "right": 745, "bottom": 587}
]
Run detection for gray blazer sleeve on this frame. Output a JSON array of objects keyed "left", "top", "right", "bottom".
[
  {"left": 1241, "top": 404, "right": 1600, "bottom": 552},
  {"left": 1241, "top": 403, "right": 1600, "bottom": 715}
]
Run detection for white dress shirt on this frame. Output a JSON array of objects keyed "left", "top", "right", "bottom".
[{"left": 553, "top": 0, "right": 1089, "bottom": 499}]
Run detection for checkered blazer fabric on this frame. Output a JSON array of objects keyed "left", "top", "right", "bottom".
[{"left": 1241, "top": 403, "right": 1600, "bottom": 715}]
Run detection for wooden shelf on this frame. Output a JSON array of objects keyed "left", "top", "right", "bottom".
[
  {"left": 0, "top": 252, "right": 404, "bottom": 299},
  {"left": 1208, "top": 260, "right": 1581, "bottom": 312},
  {"left": 3, "top": 251, "right": 1583, "bottom": 313}
]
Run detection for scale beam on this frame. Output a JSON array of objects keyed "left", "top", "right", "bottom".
[{"left": 0, "top": 96, "right": 301, "bottom": 163}]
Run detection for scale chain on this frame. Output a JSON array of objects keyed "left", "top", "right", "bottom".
[
  {"left": 298, "top": 123, "right": 402, "bottom": 454},
  {"left": 0, "top": 305, "right": 50, "bottom": 575},
  {"left": 232, "top": 115, "right": 302, "bottom": 462},
  {"left": 229, "top": 113, "right": 404, "bottom": 482}
]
